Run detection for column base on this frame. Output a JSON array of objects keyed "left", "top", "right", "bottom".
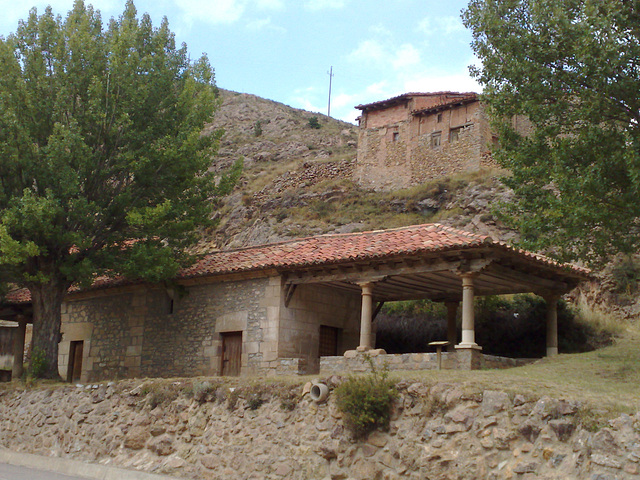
[
  {"left": 454, "top": 346, "right": 483, "bottom": 370},
  {"left": 455, "top": 343, "right": 483, "bottom": 351},
  {"left": 546, "top": 347, "right": 558, "bottom": 356}
]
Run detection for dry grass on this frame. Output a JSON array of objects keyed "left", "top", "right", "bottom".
[{"left": 379, "top": 325, "right": 640, "bottom": 416}]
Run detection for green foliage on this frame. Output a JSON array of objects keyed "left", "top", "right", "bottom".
[
  {"left": 335, "top": 357, "right": 397, "bottom": 439},
  {"left": 247, "top": 393, "right": 265, "bottom": 410},
  {"left": 610, "top": 255, "right": 640, "bottom": 295},
  {"left": 307, "top": 116, "right": 321, "bottom": 129},
  {"left": 188, "top": 380, "right": 219, "bottom": 403},
  {"left": 28, "top": 348, "right": 48, "bottom": 379},
  {"left": 0, "top": 1, "right": 237, "bottom": 377},
  {"left": 463, "top": 0, "right": 640, "bottom": 265},
  {"left": 377, "top": 295, "right": 614, "bottom": 357},
  {"left": 254, "top": 120, "right": 263, "bottom": 137},
  {"left": 145, "top": 383, "right": 180, "bottom": 409}
]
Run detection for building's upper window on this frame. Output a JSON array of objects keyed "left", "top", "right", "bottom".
[
  {"left": 431, "top": 132, "right": 441, "bottom": 148},
  {"left": 437, "top": 113, "right": 443, "bottom": 123},
  {"left": 450, "top": 127, "right": 461, "bottom": 143},
  {"left": 392, "top": 132, "right": 399, "bottom": 142}
]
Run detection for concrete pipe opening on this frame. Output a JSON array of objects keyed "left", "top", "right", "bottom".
[{"left": 310, "top": 383, "right": 329, "bottom": 403}]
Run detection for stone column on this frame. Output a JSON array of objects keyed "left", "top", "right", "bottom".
[
  {"left": 11, "top": 316, "right": 27, "bottom": 381},
  {"left": 545, "top": 295, "right": 559, "bottom": 356},
  {"left": 358, "top": 282, "right": 374, "bottom": 351},
  {"left": 456, "top": 274, "right": 480, "bottom": 350},
  {"left": 445, "top": 301, "right": 458, "bottom": 352}
]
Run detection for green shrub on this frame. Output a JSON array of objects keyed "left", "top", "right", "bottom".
[
  {"left": 145, "top": 383, "right": 180, "bottom": 409},
  {"left": 28, "top": 348, "right": 48, "bottom": 379},
  {"left": 254, "top": 120, "right": 263, "bottom": 137},
  {"left": 611, "top": 255, "right": 640, "bottom": 295},
  {"left": 376, "top": 294, "right": 614, "bottom": 357},
  {"left": 247, "top": 393, "right": 265, "bottom": 410},
  {"left": 307, "top": 116, "right": 321, "bottom": 129},
  {"left": 335, "top": 357, "right": 397, "bottom": 439},
  {"left": 190, "top": 380, "right": 218, "bottom": 403}
]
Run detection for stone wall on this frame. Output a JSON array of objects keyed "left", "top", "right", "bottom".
[
  {"left": 0, "top": 379, "right": 638, "bottom": 480},
  {"left": 278, "top": 283, "right": 362, "bottom": 374},
  {"left": 59, "top": 277, "right": 272, "bottom": 382},
  {"left": 320, "top": 350, "right": 532, "bottom": 375},
  {"left": 355, "top": 101, "right": 495, "bottom": 191}
]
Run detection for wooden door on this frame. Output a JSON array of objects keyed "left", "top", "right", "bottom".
[
  {"left": 221, "top": 332, "right": 242, "bottom": 376},
  {"left": 67, "top": 341, "right": 84, "bottom": 383},
  {"left": 319, "top": 325, "right": 339, "bottom": 357}
]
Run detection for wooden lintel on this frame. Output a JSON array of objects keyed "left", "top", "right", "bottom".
[{"left": 287, "top": 259, "right": 457, "bottom": 285}]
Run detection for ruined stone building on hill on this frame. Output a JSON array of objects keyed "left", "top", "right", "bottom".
[{"left": 354, "top": 92, "right": 530, "bottom": 190}]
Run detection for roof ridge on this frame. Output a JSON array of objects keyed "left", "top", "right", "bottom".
[{"left": 198, "top": 223, "right": 485, "bottom": 258}]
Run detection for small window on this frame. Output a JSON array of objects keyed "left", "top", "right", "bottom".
[
  {"left": 392, "top": 132, "right": 399, "bottom": 142},
  {"left": 437, "top": 113, "right": 443, "bottom": 123},
  {"left": 431, "top": 132, "right": 441, "bottom": 148},
  {"left": 450, "top": 127, "right": 461, "bottom": 143}
]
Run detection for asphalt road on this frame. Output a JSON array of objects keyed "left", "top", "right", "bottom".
[{"left": 0, "top": 463, "right": 91, "bottom": 480}]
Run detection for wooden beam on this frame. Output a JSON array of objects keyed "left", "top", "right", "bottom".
[
  {"left": 486, "top": 264, "right": 568, "bottom": 292},
  {"left": 372, "top": 301, "right": 385, "bottom": 321},
  {"left": 285, "top": 257, "right": 493, "bottom": 286},
  {"left": 284, "top": 284, "right": 297, "bottom": 307}
]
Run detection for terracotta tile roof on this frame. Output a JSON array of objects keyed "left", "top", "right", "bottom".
[
  {"left": 411, "top": 93, "right": 478, "bottom": 116},
  {"left": 2, "top": 223, "right": 589, "bottom": 305},
  {"left": 356, "top": 92, "right": 477, "bottom": 111}
]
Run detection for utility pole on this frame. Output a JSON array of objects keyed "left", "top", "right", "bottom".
[{"left": 327, "top": 66, "right": 334, "bottom": 117}]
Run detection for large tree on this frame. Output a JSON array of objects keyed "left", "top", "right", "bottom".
[
  {"left": 0, "top": 1, "right": 239, "bottom": 378},
  {"left": 463, "top": 0, "right": 640, "bottom": 265}
]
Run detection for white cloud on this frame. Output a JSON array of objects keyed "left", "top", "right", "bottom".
[
  {"left": 245, "top": 17, "right": 285, "bottom": 32},
  {"left": 304, "top": 0, "right": 347, "bottom": 12},
  {"left": 176, "top": 0, "right": 247, "bottom": 25},
  {"left": 348, "top": 39, "right": 387, "bottom": 67},
  {"left": 402, "top": 72, "right": 481, "bottom": 94},
  {"left": 392, "top": 43, "right": 421, "bottom": 70},
  {"left": 369, "top": 23, "right": 392, "bottom": 38},
  {"left": 255, "top": 0, "right": 285, "bottom": 9},
  {"left": 418, "top": 15, "right": 465, "bottom": 36},
  {"left": 172, "top": 0, "right": 283, "bottom": 26}
]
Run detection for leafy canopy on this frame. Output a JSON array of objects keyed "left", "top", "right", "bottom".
[
  {"left": 0, "top": 0, "right": 237, "bottom": 288},
  {"left": 463, "top": 0, "right": 640, "bottom": 265},
  {"left": 0, "top": 1, "right": 240, "bottom": 377}
]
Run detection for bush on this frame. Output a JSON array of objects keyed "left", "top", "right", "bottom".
[
  {"left": 376, "top": 294, "right": 612, "bottom": 358},
  {"left": 253, "top": 120, "right": 263, "bottom": 137},
  {"left": 28, "top": 348, "right": 48, "bottom": 379},
  {"left": 610, "top": 255, "right": 640, "bottom": 295},
  {"left": 307, "top": 116, "right": 321, "bottom": 129},
  {"left": 335, "top": 357, "right": 397, "bottom": 439}
]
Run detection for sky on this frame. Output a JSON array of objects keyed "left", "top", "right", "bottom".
[{"left": 0, "top": 0, "right": 481, "bottom": 124}]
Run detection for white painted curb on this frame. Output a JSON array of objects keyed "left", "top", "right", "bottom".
[{"left": 0, "top": 448, "right": 180, "bottom": 480}]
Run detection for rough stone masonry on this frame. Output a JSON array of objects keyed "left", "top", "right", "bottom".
[{"left": 0, "top": 378, "right": 637, "bottom": 480}]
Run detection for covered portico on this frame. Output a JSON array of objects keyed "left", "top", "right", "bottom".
[{"left": 280, "top": 224, "right": 588, "bottom": 367}]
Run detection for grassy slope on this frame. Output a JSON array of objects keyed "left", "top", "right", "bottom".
[{"left": 381, "top": 325, "right": 640, "bottom": 416}]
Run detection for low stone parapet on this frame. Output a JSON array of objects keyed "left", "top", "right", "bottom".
[
  {"left": 320, "top": 350, "right": 534, "bottom": 374},
  {"left": 261, "top": 357, "right": 308, "bottom": 376}
]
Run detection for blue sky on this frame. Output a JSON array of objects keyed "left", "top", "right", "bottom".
[{"left": 0, "top": 0, "right": 480, "bottom": 123}]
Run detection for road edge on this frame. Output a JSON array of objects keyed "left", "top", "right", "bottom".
[{"left": 0, "top": 448, "right": 179, "bottom": 480}]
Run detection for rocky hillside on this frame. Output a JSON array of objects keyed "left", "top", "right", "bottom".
[
  {"left": 201, "top": 90, "right": 638, "bottom": 321},
  {"left": 200, "top": 90, "right": 517, "bottom": 252}
]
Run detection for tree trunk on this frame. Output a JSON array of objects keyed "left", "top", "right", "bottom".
[{"left": 29, "top": 280, "right": 68, "bottom": 379}]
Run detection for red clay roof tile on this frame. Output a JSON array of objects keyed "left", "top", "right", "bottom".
[{"left": 2, "top": 223, "right": 589, "bottom": 305}]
